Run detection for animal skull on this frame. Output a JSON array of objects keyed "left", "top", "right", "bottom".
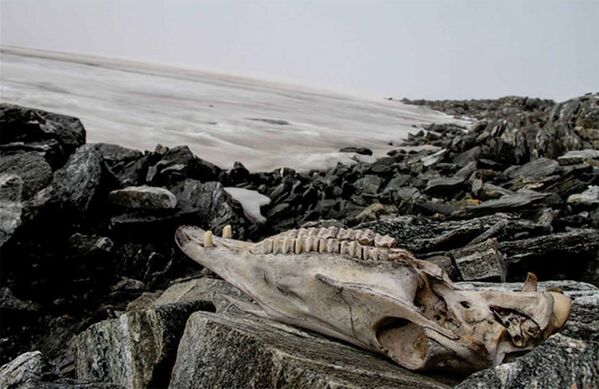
[{"left": 175, "top": 225, "right": 571, "bottom": 373}]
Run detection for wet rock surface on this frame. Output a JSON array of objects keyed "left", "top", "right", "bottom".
[{"left": 1, "top": 97, "right": 598, "bottom": 387}]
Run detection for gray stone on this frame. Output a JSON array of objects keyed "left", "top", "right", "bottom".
[
  {"left": 0, "top": 351, "right": 122, "bottom": 389},
  {"left": 171, "top": 179, "right": 248, "bottom": 238},
  {"left": 0, "top": 152, "right": 53, "bottom": 199},
  {"left": 424, "top": 176, "right": 464, "bottom": 194},
  {"left": 461, "top": 191, "right": 554, "bottom": 216},
  {"left": 339, "top": 146, "right": 373, "bottom": 156},
  {"left": 169, "top": 311, "right": 450, "bottom": 389},
  {"left": 420, "top": 148, "right": 447, "bottom": 167},
  {"left": 455, "top": 334, "right": 598, "bottom": 389},
  {"left": 558, "top": 149, "right": 599, "bottom": 165},
  {"left": 567, "top": 185, "right": 599, "bottom": 205},
  {"left": 450, "top": 239, "right": 507, "bottom": 281},
  {"left": 153, "top": 277, "right": 251, "bottom": 314},
  {"left": 109, "top": 186, "right": 177, "bottom": 210},
  {"left": 0, "top": 174, "right": 23, "bottom": 247},
  {"left": 51, "top": 144, "right": 103, "bottom": 218},
  {"left": 75, "top": 301, "right": 214, "bottom": 389},
  {"left": 353, "top": 174, "right": 384, "bottom": 194},
  {"left": 505, "top": 157, "right": 561, "bottom": 181}
]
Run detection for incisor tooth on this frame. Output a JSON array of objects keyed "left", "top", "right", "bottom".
[
  {"left": 222, "top": 225, "right": 232, "bottom": 239},
  {"left": 204, "top": 231, "right": 214, "bottom": 248}
]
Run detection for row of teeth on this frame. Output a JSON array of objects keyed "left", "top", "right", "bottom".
[
  {"left": 203, "top": 225, "right": 414, "bottom": 263},
  {"left": 250, "top": 237, "right": 391, "bottom": 261},
  {"left": 275, "top": 227, "right": 396, "bottom": 248}
]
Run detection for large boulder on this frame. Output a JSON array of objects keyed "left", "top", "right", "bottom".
[
  {"left": 0, "top": 351, "right": 122, "bottom": 389},
  {"left": 0, "top": 103, "right": 86, "bottom": 168},
  {"left": 0, "top": 152, "right": 53, "bottom": 199},
  {"left": 75, "top": 301, "right": 214, "bottom": 389},
  {"left": 97, "top": 144, "right": 148, "bottom": 187},
  {"left": 169, "top": 311, "right": 450, "bottom": 389},
  {"left": 145, "top": 146, "right": 221, "bottom": 186}
]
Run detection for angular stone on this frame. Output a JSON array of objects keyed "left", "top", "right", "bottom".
[
  {"left": 505, "top": 157, "right": 561, "bottom": 181},
  {"left": 450, "top": 239, "right": 507, "bottom": 281},
  {"left": 50, "top": 144, "right": 103, "bottom": 219},
  {"left": 0, "top": 152, "right": 53, "bottom": 199},
  {"left": 0, "top": 174, "right": 23, "bottom": 247},
  {"left": 424, "top": 176, "right": 464, "bottom": 194},
  {"left": 0, "top": 351, "right": 122, "bottom": 389},
  {"left": 455, "top": 334, "right": 598, "bottom": 389},
  {"left": 353, "top": 174, "right": 384, "bottom": 194},
  {"left": 460, "top": 191, "right": 555, "bottom": 217},
  {"left": 75, "top": 301, "right": 214, "bottom": 389},
  {"left": 97, "top": 143, "right": 147, "bottom": 187},
  {"left": 567, "top": 185, "right": 599, "bottom": 205},
  {"left": 152, "top": 277, "right": 252, "bottom": 314},
  {"left": 558, "top": 149, "right": 599, "bottom": 165},
  {"left": 146, "top": 145, "right": 221, "bottom": 186},
  {"left": 0, "top": 103, "right": 86, "bottom": 165},
  {"left": 169, "top": 311, "right": 450, "bottom": 389},
  {"left": 109, "top": 186, "right": 177, "bottom": 210},
  {"left": 170, "top": 180, "right": 248, "bottom": 238}
]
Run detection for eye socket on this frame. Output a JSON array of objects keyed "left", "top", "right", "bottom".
[{"left": 460, "top": 301, "right": 471, "bottom": 309}]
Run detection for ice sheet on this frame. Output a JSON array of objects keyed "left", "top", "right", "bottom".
[{"left": 0, "top": 47, "right": 467, "bottom": 171}]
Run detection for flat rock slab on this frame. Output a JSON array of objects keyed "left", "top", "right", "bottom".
[
  {"left": 169, "top": 311, "right": 450, "bottom": 389},
  {"left": 109, "top": 186, "right": 177, "bottom": 210},
  {"left": 450, "top": 238, "right": 507, "bottom": 281}
]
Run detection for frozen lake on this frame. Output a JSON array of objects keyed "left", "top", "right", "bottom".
[{"left": 0, "top": 47, "right": 464, "bottom": 171}]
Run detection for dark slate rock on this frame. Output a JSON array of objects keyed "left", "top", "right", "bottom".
[
  {"left": 0, "top": 174, "right": 23, "bottom": 247},
  {"left": 97, "top": 144, "right": 147, "bottom": 187},
  {"left": 49, "top": 144, "right": 104, "bottom": 220},
  {"left": 170, "top": 179, "right": 248, "bottom": 238},
  {"left": 0, "top": 152, "right": 53, "bottom": 199},
  {"left": 109, "top": 186, "right": 177, "bottom": 210},
  {"left": 500, "top": 229, "right": 599, "bottom": 282},
  {"left": 146, "top": 146, "right": 221, "bottom": 186},
  {"left": 353, "top": 175, "right": 384, "bottom": 194},
  {"left": 450, "top": 239, "right": 507, "bottom": 281},
  {"left": 424, "top": 176, "right": 464, "bottom": 194},
  {"left": 75, "top": 301, "right": 214, "bottom": 389},
  {"left": 459, "top": 191, "right": 557, "bottom": 217},
  {"left": 558, "top": 149, "right": 599, "bottom": 165},
  {"left": 0, "top": 103, "right": 86, "bottom": 167},
  {"left": 452, "top": 146, "right": 481, "bottom": 167},
  {"left": 505, "top": 157, "right": 561, "bottom": 180},
  {"left": 339, "top": 146, "right": 373, "bottom": 156}
]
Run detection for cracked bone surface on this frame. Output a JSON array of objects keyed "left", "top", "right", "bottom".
[{"left": 175, "top": 225, "right": 572, "bottom": 373}]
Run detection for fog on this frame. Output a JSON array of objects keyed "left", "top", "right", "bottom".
[{"left": 2, "top": 0, "right": 598, "bottom": 100}]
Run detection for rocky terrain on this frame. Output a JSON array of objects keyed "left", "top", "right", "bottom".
[{"left": 1, "top": 94, "right": 598, "bottom": 388}]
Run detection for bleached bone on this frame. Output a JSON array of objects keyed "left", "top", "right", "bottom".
[{"left": 175, "top": 225, "right": 571, "bottom": 373}]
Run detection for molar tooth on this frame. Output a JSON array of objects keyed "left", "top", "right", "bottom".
[
  {"left": 222, "top": 225, "right": 232, "bottom": 239},
  {"left": 337, "top": 228, "right": 351, "bottom": 240},
  {"left": 375, "top": 233, "right": 396, "bottom": 248},
  {"left": 318, "top": 239, "right": 327, "bottom": 253},
  {"left": 273, "top": 239, "right": 284, "bottom": 254},
  {"left": 262, "top": 239, "right": 274, "bottom": 254},
  {"left": 357, "top": 229, "right": 375, "bottom": 246},
  {"left": 294, "top": 238, "right": 303, "bottom": 254},
  {"left": 304, "top": 237, "right": 314, "bottom": 253},
  {"left": 353, "top": 243, "right": 364, "bottom": 260},
  {"left": 326, "top": 239, "right": 340, "bottom": 253},
  {"left": 282, "top": 238, "right": 294, "bottom": 254},
  {"left": 377, "top": 248, "right": 389, "bottom": 260},
  {"left": 204, "top": 230, "right": 214, "bottom": 248},
  {"left": 308, "top": 227, "right": 319, "bottom": 238},
  {"left": 340, "top": 241, "right": 351, "bottom": 256}
]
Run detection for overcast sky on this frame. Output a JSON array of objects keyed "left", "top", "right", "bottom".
[{"left": 1, "top": 0, "right": 597, "bottom": 100}]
